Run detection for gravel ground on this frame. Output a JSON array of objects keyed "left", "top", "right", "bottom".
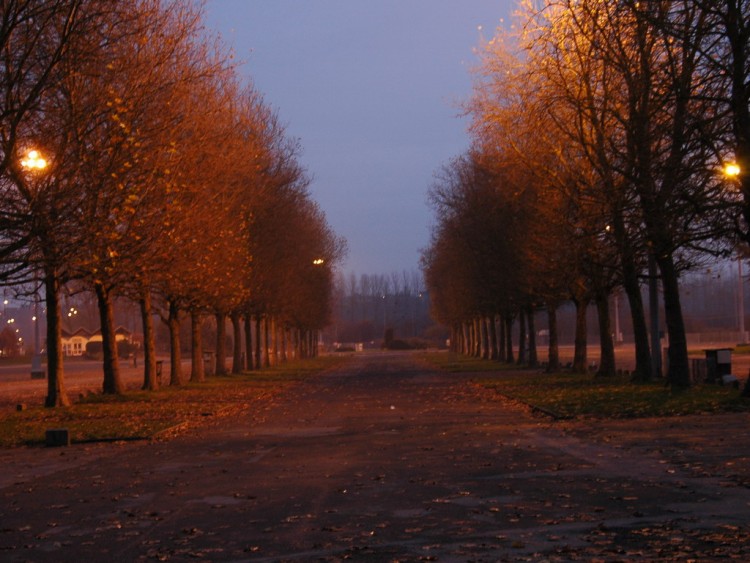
[{"left": 2, "top": 351, "right": 750, "bottom": 561}]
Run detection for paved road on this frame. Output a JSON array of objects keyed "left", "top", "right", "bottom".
[{"left": 2, "top": 352, "right": 750, "bottom": 561}]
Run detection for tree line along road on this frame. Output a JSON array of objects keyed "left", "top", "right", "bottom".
[
  {"left": 3, "top": 341, "right": 749, "bottom": 405},
  {"left": 1, "top": 351, "right": 750, "bottom": 561},
  {"left": 0, "top": 358, "right": 181, "bottom": 409}
]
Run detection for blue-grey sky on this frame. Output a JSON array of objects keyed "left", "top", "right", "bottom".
[{"left": 204, "top": 1, "right": 516, "bottom": 275}]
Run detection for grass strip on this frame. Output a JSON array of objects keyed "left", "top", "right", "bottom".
[
  {"left": 420, "top": 351, "right": 520, "bottom": 373},
  {"left": 423, "top": 352, "right": 750, "bottom": 419},
  {"left": 0, "top": 355, "right": 345, "bottom": 448}
]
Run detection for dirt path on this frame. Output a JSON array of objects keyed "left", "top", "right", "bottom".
[{"left": 1, "top": 351, "right": 750, "bottom": 561}]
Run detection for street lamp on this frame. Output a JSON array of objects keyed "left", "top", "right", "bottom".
[
  {"left": 647, "top": 246, "right": 662, "bottom": 378},
  {"left": 382, "top": 294, "right": 387, "bottom": 334},
  {"left": 725, "top": 162, "right": 741, "bottom": 178},
  {"left": 603, "top": 225, "right": 623, "bottom": 344},
  {"left": 724, "top": 162, "right": 747, "bottom": 342},
  {"left": 20, "top": 149, "right": 48, "bottom": 171},
  {"left": 21, "top": 148, "right": 47, "bottom": 379}
]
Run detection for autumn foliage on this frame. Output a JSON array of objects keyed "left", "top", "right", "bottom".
[
  {"left": 422, "top": 0, "right": 748, "bottom": 388},
  {"left": 0, "top": 0, "right": 345, "bottom": 406}
]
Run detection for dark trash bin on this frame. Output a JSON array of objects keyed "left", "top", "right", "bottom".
[
  {"left": 203, "top": 351, "right": 214, "bottom": 376},
  {"left": 704, "top": 348, "right": 732, "bottom": 384}
]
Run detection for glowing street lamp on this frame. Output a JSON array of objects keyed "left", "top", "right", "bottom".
[
  {"left": 722, "top": 161, "right": 748, "bottom": 342},
  {"left": 21, "top": 149, "right": 48, "bottom": 171},
  {"left": 725, "top": 162, "right": 741, "bottom": 178},
  {"left": 21, "top": 148, "right": 48, "bottom": 379}
]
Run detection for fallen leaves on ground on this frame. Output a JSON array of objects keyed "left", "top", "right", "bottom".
[{"left": 0, "top": 357, "right": 345, "bottom": 447}]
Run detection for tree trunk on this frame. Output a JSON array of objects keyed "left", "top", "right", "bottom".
[
  {"left": 488, "top": 315, "right": 498, "bottom": 360},
  {"left": 497, "top": 314, "right": 506, "bottom": 362},
  {"left": 572, "top": 297, "right": 588, "bottom": 373},
  {"left": 95, "top": 281, "right": 123, "bottom": 395},
  {"left": 547, "top": 304, "right": 560, "bottom": 373},
  {"left": 657, "top": 253, "right": 691, "bottom": 388},
  {"left": 263, "top": 316, "right": 271, "bottom": 368},
  {"left": 269, "top": 317, "right": 278, "bottom": 366},
  {"left": 517, "top": 308, "right": 527, "bottom": 365},
  {"left": 140, "top": 289, "right": 158, "bottom": 390},
  {"left": 612, "top": 205, "right": 653, "bottom": 381},
  {"left": 231, "top": 311, "right": 243, "bottom": 374},
  {"left": 595, "top": 289, "right": 616, "bottom": 377},
  {"left": 480, "top": 317, "right": 489, "bottom": 359},
  {"left": 648, "top": 253, "right": 663, "bottom": 379},
  {"left": 504, "top": 315, "right": 514, "bottom": 363},
  {"left": 215, "top": 311, "right": 227, "bottom": 375},
  {"left": 280, "top": 324, "right": 288, "bottom": 363},
  {"left": 190, "top": 309, "right": 204, "bottom": 382},
  {"left": 244, "top": 314, "right": 254, "bottom": 370},
  {"left": 742, "top": 376, "right": 750, "bottom": 398},
  {"left": 255, "top": 316, "right": 263, "bottom": 369},
  {"left": 527, "top": 305, "right": 538, "bottom": 368},
  {"left": 476, "top": 318, "right": 482, "bottom": 358},
  {"left": 725, "top": 0, "right": 750, "bottom": 245},
  {"left": 167, "top": 299, "right": 182, "bottom": 385},
  {"left": 44, "top": 268, "right": 70, "bottom": 407},
  {"left": 476, "top": 318, "right": 483, "bottom": 357},
  {"left": 622, "top": 253, "right": 653, "bottom": 381},
  {"left": 290, "top": 328, "right": 296, "bottom": 359},
  {"left": 291, "top": 328, "right": 299, "bottom": 359}
]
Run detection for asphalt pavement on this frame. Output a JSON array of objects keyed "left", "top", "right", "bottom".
[{"left": 1, "top": 351, "right": 750, "bottom": 561}]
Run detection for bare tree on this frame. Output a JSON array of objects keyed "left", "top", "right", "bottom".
[
  {"left": 0, "top": 0, "right": 111, "bottom": 406},
  {"left": 516, "top": 1, "right": 737, "bottom": 386}
]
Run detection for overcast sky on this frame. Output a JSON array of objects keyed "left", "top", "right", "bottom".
[{"left": 204, "top": 0, "right": 516, "bottom": 276}]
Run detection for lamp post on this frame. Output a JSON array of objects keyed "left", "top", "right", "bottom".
[
  {"left": 738, "top": 258, "right": 747, "bottom": 344},
  {"left": 382, "top": 294, "right": 387, "bottom": 334},
  {"left": 725, "top": 162, "right": 747, "bottom": 343},
  {"left": 604, "top": 225, "right": 623, "bottom": 344},
  {"left": 648, "top": 248, "right": 662, "bottom": 379},
  {"left": 614, "top": 292, "right": 622, "bottom": 343},
  {"left": 21, "top": 149, "right": 47, "bottom": 379}
]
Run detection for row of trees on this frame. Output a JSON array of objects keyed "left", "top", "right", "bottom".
[
  {"left": 422, "top": 0, "right": 749, "bottom": 388},
  {"left": 330, "top": 270, "right": 433, "bottom": 344},
  {"left": 0, "top": 0, "right": 345, "bottom": 406}
]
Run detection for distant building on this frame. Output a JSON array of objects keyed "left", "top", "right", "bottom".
[{"left": 61, "top": 326, "right": 132, "bottom": 357}]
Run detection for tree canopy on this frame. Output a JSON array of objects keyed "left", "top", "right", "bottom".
[
  {"left": 422, "top": 0, "right": 747, "bottom": 387},
  {"left": 0, "top": 0, "right": 345, "bottom": 406}
]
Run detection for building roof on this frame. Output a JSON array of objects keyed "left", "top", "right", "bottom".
[{"left": 61, "top": 326, "right": 132, "bottom": 339}]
